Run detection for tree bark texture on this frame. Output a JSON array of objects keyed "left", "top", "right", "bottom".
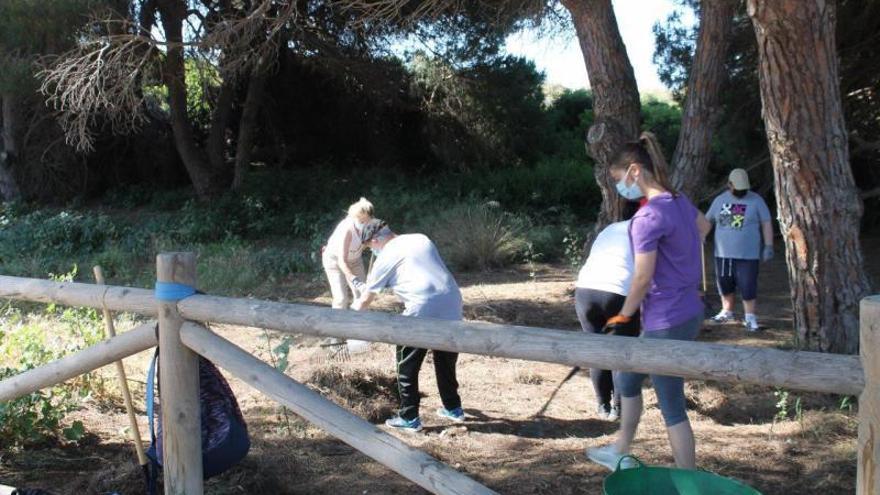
[
  {"left": 562, "top": 0, "right": 641, "bottom": 234},
  {"left": 206, "top": 78, "right": 235, "bottom": 174},
  {"left": 157, "top": 0, "right": 224, "bottom": 199},
  {"left": 0, "top": 93, "right": 23, "bottom": 202},
  {"left": 671, "top": 0, "right": 738, "bottom": 200},
  {"left": 233, "top": 70, "right": 268, "bottom": 190},
  {"left": 748, "top": 0, "right": 870, "bottom": 354}
]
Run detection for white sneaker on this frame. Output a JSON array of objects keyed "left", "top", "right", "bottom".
[
  {"left": 607, "top": 404, "right": 620, "bottom": 422},
  {"left": 709, "top": 311, "right": 735, "bottom": 325},
  {"left": 586, "top": 444, "right": 637, "bottom": 471},
  {"left": 743, "top": 316, "right": 760, "bottom": 332}
]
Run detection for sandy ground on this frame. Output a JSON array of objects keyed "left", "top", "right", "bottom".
[{"left": 2, "top": 239, "right": 878, "bottom": 494}]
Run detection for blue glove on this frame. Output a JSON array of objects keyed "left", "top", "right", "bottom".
[{"left": 762, "top": 245, "right": 774, "bottom": 262}]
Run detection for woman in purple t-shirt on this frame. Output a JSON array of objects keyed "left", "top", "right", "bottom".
[{"left": 586, "top": 132, "right": 712, "bottom": 472}]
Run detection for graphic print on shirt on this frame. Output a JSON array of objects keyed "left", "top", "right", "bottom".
[{"left": 718, "top": 203, "right": 747, "bottom": 230}]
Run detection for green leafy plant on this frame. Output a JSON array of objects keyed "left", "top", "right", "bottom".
[
  {"left": 0, "top": 368, "right": 82, "bottom": 448},
  {"left": 562, "top": 225, "right": 588, "bottom": 269},
  {"left": 774, "top": 389, "right": 790, "bottom": 421},
  {"left": 261, "top": 329, "right": 294, "bottom": 434},
  {"left": 0, "top": 269, "right": 107, "bottom": 447}
]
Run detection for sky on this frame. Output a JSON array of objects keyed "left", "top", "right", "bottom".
[{"left": 505, "top": 0, "right": 696, "bottom": 94}]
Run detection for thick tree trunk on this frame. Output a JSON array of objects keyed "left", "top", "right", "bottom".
[
  {"left": 157, "top": 0, "right": 224, "bottom": 199},
  {"left": 0, "top": 94, "right": 23, "bottom": 202},
  {"left": 562, "top": 0, "right": 641, "bottom": 235},
  {"left": 232, "top": 71, "right": 268, "bottom": 191},
  {"left": 671, "top": 0, "right": 737, "bottom": 200},
  {"left": 206, "top": 78, "right": 235, "bottom": 173},
  {"left": 749, "top": 0, "right": 870, "bottom": 354}
]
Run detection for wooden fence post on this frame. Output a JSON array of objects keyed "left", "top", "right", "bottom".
[
  {"left": 859, "top": 295, "right": 880, "bottom": 495},
  {"left": 156, "top": 252, "right": 203, "bottom": 495}
]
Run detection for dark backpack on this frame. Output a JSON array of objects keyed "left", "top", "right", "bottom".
[{"left": 145, "top": 349, "right": 250, "bottom": 493}]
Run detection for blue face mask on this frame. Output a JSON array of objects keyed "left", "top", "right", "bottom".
[
  {"left": 371, "top": 246, "right": 382, "bottom": 256},
  {"left": 615, "top": 168, "right": 644, "bottom": 200}
]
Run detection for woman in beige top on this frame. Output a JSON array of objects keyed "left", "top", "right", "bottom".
[{"left": 322, "top": 197, "right": 373, "bottom": 309}]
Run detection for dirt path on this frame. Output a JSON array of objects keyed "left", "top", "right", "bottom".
[{"left": 2, "top": 240, "right": 878, "bottom": 494}]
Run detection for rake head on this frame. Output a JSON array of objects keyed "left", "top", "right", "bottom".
[
  {"left": 319, "top": 338, "right": 372, "bottom": 363},
  {"left": 320, "top": 338, "right": 351, "bottom": 362}
]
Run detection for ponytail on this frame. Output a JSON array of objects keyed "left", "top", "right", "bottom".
[
  {"left": 611, "top": 132, "right": 678, "bottom": 196},
  {"left": 638, "top": 132, "right": 677, "bottom": 195}
]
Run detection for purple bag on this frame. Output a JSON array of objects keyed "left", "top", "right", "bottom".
[{"left": 146, "top": 350, "right": 250, "bottom": 492}]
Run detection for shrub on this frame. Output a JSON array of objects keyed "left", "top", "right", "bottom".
[
  {"left": 525, "top": 225, "right": 565, "bottom": 263},
  {"left": 197, "top": 241, "right": 318, "bottom": 296},
  {"left": 423, "top": 202, "right": 529, "bottom": 271},
  {"left": 0, "top": 367, "right": 84, "bottom": 447},
  {"left": 197, "top": 241, "right": 272, "bottom": 296},
  {"left": 0, "top": 295, "right": 106, "bottom": 447},
  {"left": 467, "top": 158, "right": 600, "bottom": 220}
]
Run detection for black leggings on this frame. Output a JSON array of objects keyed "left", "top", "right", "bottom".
[
  {"left": 396, "top": 346, "right": 461, "bottom": 421},
  {"left": 574, "top": 288, "right": 637, "bottom": 408}
]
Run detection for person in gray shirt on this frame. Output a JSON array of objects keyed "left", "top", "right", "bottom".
[
  {"left": 351, "top": 220, "right": 464, "bottom": 432},
  {"left": 704, "top": 168, "right": 774, "bottom": 331}
]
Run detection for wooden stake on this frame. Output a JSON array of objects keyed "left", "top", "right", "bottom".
[
  {"left": 93, "top": 266, "right": 148, "bottom": 468},
  {"left": 156, "top": 252, "right": 203, "bottom": 495},
  {"left": 858, "top": 295, "right": 880, "bottom": 495},
  {"left": 701, "top": 243, "right": 708, "bottom": 293}
]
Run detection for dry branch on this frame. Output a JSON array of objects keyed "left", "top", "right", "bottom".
[{"left": 37, "top": 17, "right": 159, "bottom": 152}]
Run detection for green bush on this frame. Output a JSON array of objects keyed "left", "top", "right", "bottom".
[
  {"left": 525, "top": 224, "right": 566, "bottom": 263},
  {"left": 422, "top": 202, "right": 529, "bottom": 271},
  {"left": 198, "top": 243, "right": 267, "bottom": 296},
  {"left": 641, "top": 97, "right": 682, "bottom": 159},
  {"left": 0, "top": 292, "right": 105, "bottom": 447},
  {"left": 0, "top": 367, "right": 84, "bottom": 447},
  {"left": 197, "top": 241, "right": 317, "bottom": 296},
  {"left": 480, "top": 159, "right": 598, "bottom": 220}
]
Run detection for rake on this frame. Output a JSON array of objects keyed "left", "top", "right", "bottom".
[{"left": 322, "top": 252, "right": 376, "bottom": 362}]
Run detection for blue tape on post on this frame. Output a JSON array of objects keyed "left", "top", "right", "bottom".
[{"left": 154, "top": 281, "right": 196, "bottom": 301}]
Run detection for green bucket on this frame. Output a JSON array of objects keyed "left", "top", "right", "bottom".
[{"left": 604, "top": 456, "right": 762, "bottom": 495}]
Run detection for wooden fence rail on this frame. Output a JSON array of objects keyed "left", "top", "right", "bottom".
[
  {"left": 0, "top": 275, "right": 865, "bottom": 396},
  {"left": 177, "top": 293, "right": 865, "bottom": 396},
  {"left": 1, "top": 269, "right": 878, "bottom": 494}
]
